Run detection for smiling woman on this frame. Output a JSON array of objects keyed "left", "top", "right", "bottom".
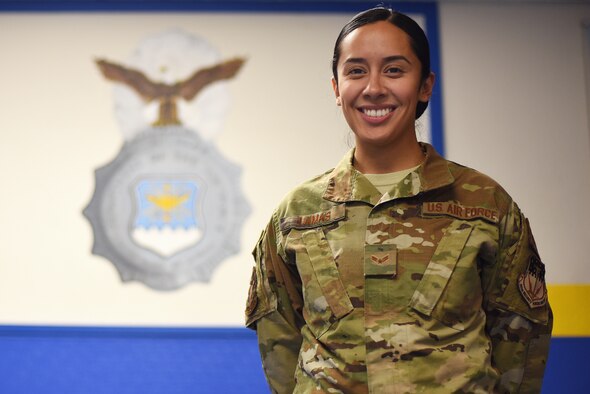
[{"left": 246, "top": 7, "right": 553, "bottom": 393}]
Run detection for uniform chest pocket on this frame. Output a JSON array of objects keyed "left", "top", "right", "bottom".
[
  {"left": 289, "top": 228, "right": 354, "bottom": 339},
  {"left": 409, "top": 221, "right": 481, "bottom": 331}
]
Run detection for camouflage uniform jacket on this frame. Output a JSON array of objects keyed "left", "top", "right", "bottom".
[{"left": 246, "top": 143, "right": 552, "bottom": 393}]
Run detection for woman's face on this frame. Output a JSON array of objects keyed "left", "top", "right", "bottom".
[{"left": 332, "top": 21, "right": 433, "bottom": 150}]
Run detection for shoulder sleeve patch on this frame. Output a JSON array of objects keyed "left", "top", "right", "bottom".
[{"left": 517, "top": 255, "right": 547, "bottom": 309}]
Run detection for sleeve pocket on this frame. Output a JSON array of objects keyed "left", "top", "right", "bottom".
[
  {"left": 245, "top": 265, "right": 277, "bottom": 328},
  {"left": 491, "top": 217, "right": 549, "bottom": 325},
  {"left": 245, "top": 232, "right": 277, "bottom": 328}
]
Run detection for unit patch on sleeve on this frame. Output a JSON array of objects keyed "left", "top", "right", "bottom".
[
  {"left": 422, "top": 202, "right": 499, "bottom": 223},
  {"left": 517, "top": 255, "right": 548, "bottom": 309}
]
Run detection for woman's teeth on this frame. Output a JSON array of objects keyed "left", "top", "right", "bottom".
[{"left": 364, "top": 108, "right": 392, "bottom": 117}]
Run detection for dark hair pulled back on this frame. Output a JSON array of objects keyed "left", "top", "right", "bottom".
[{"left": 332, "top": 7, "right": 431, "bottom": 119}]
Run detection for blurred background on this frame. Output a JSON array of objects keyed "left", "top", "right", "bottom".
[{"left": 0, "top": 0, "right": 588, "bottom": 392}]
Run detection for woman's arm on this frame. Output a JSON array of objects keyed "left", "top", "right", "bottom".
[
  {"left": 246, "top": 219, "right": 304, "bottom": 394},
  {"left": 484, "top": 202, "right": 553, "bottom": 393}
]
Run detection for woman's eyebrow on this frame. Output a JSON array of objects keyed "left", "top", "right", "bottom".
[
  {"left": 343, "top": 55, "right": 411, "bottom": 65},
  {"left": 383, "top": 55, "right": 411, "bottom": 64},
  {"left": 342, "top": 57, "right": 368, "bottom": 65}
]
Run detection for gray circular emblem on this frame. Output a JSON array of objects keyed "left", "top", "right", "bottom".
[{"left": 84, "top": 126, "right": 250, "bottom": 290}]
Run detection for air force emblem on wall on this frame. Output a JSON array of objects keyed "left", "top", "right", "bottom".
[
  {"left": 132, "top": 179, "right": 202, "bottom": 256},
  {"left": 83, "top": 30, "right": 250, "bottom": 290}
]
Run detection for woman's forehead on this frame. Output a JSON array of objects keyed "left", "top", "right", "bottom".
[{"left": 339, "top": 22, "right": 414, "bottom": 61}]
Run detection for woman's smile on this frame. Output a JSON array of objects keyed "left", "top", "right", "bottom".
[{"left": 359, "top": 106, "right": 396, "bottom": 124}]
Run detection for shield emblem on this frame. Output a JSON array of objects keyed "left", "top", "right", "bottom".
[
  {"left": 518, "top": 255, "right": 547, "bottom": 309},
  {"left": 131, "top": 179, "right": 202, "bottom": 257}
]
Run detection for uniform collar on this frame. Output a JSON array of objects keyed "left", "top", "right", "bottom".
[{"left": 323, "top": 143, "right": 454, "bottom": 205}]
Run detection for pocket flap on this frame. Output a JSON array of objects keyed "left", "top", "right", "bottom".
[
  {"left": 409, "top": 221, "right": 473, "bottom": 316},
  {"left": 302, "top": 229, "right": 353, "bottom": 319},
  {"left": 364, "top": 244, "right": 397, "bottom": 277}
]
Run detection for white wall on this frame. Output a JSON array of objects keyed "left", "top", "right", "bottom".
[
  {"left": 0, "top": 3, "right": 588, "bottom": 326},
  {"left": 0, "top": 12, "right": 352, "bottom": 326},
  {"left": 440, "top": 3, "right": 590, "bottom": 283}
]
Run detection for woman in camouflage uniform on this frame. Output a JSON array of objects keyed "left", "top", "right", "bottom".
[{"left": 246, "top": 7, "right": 552, "bottom": 393}]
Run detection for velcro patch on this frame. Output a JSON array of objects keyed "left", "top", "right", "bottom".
[
  {"left": 422, "top": 202, "right": 499, "bottom": 223},
  {"left": 364, "top": 244, "right": 397, "bottom": 277},
  {"left": 518, "top": 255, "right": 547, "bottom": 309},
  {"left": 280, "top": 204, "right": 346, "bottom": 233}
]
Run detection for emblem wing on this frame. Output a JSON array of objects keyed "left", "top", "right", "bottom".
[
  {"left": 96, "top": 59, "right": 163, "bottom": 102},
  {"left": 177, "top": 57, "right": 246, "bottom": 101}
]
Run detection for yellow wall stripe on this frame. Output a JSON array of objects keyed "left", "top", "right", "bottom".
[{"left": 547, "top": 284, "right": 590, "bottom": 336}]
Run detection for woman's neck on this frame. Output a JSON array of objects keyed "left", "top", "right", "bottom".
[{"left": 353, "top": 139, "right": 424, "bottom": 174}]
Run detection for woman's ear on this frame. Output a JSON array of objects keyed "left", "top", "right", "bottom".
[
  {"left": 331, "top": 77, "right": 341, "bottom": 106},
  {"left": 419, "top": 72, "right": 435, "bottom": 102}
]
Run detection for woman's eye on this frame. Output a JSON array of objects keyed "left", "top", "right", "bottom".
[
  {"left": 386, "top": 67, "right": 402, "bottom": 74},
  {"left": 346, "top": 68, "right": 365, "bottom": 76}
]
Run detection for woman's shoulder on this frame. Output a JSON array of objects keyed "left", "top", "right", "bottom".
[
  {"left": 448, "top": 159, "right": 515, "bottom": 210},
  {"left": 447, "top": 159, "right": 502, "bottom": 186},
  {"left": 274, "top": 168, "right": 336, "bottom": 218}
]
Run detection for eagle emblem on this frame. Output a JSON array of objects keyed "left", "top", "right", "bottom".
[
  {"left": 84, "top": 30, "right": 250, "bottom": 290},
  {"left": 96, "top": 57, "right": 244, "bottom": 126}
]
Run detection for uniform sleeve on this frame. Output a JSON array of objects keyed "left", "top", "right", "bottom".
[
  {"left": 484, "top": 201, "right": 553, "bottom": 393},
  {"left": 245, "top": 217, "right": 304, "bottom": 394}
]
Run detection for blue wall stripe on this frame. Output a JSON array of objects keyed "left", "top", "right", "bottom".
[
  {"left": 0, "top": 325, "right": 586, "bottom": 393},
  {"left": 0, "top": 1, "right": 431, "bottom": 13},
  {"left": 0, "top": 325, "right": 268, "bottom": 394},
  {"left": 424, "top": 3, "right": 445, "bottom": 156},
  {"left": 544, "top": 337, "right": 590, "bottom": 393}
]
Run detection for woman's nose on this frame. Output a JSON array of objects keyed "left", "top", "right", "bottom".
[{"left": 363, "top": 74, "right": 386, "bottom": 97}]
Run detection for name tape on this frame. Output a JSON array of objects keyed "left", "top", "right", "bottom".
[{"left": 280, "top": 204, "right": 346, "bottom": 233}]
